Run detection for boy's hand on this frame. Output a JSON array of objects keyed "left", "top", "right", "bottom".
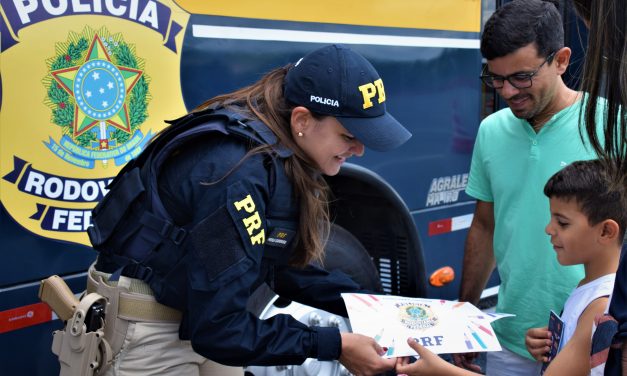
[
  {"left": 525, "top": 326, "right": 551, "bottom": 362},
  {"left": 396, "top": 338, "right": 464, "bottom": 376}
]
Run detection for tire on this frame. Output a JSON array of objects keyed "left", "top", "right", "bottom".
[{"left": 321, "top": 224, "right": 383, "bottom": 293}]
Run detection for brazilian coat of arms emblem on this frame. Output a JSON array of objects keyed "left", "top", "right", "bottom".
[
  {"left": 43, "top": 27, "right": 152, "bottom": 169},
  {"left": 396, "top": 302, "right": 439, "bottom": 330}
]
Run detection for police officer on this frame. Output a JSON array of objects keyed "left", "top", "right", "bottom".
[{"left": 87, "top": 44, "right": 411, "bottom": 376}]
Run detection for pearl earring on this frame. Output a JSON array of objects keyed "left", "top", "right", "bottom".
[{"left": 298, "top": 131, "right": 304, "bottom": 137}]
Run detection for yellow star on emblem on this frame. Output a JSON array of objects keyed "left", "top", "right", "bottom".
[{"left": 50, "top": 34, "right": 143, "bottom": 141}]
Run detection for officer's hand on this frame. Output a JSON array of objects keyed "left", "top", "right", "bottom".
[
  {"left": 452, "top": 351, "right": 482, "bottom": 372},
  {"left": 525, "top": 326, "right": 551, "bottom": 362},
  {"left": 339, "top": 332, "right": 396, "bottom": 376}
]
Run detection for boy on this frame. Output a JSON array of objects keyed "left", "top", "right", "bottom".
[
  {"left": 525, "top": 159, "right": 626, "bottom": 375},
  {"left": 396, "top": 160, "right": 626, "bottom": 376}
]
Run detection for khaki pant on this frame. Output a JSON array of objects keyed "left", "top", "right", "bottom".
[
  {"left": 102, "top": 321, "right": 242, "bottom": 376},
  {"left": 88, "top": 265, "right": 242, "bottom": 376}
]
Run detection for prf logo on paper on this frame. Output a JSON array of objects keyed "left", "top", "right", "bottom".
[
  {"left": 396, "top": 302, "right": 439, "bottom": 330},
  {"left": 0, "top": 1, "right": 189, "bottom": 245}
]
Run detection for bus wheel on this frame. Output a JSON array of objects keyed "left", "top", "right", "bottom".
[{"left": 321, "top": 224, "right": 383, "bottom": 293}]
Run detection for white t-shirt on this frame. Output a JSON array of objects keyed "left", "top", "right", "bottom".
[{"left": 561, "top": 273, "right": 615, "bottom": 345}]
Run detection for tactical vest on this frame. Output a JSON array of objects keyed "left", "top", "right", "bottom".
[{"left": 87, "top": 106, "right": 297, "bottom": 307}]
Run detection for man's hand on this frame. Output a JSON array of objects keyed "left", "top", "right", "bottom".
[
  {"left": 339, "top": 332, "right": 396, "bottom": 376},
  {"left": 452, "top": 352, "right": 482, "bottom": 372},
  {"left": 525, "top": 326, "right": 551, "bottom": 362}
]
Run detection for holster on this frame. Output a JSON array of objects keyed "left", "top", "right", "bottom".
[
  {"left": 51, "top": 293, "right": 112, "bottom": 376},
  {"left": 87, "top": 269, "right": 132, "bottom": 358}
]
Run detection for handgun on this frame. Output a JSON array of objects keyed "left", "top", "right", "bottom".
[{"left": 39, "top": 275, "right": 80, "bottom": 321}]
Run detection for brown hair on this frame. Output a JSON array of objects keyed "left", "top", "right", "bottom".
[
  {"left": 572, "top": 0, "right": 627, "bottom": 189},
  {"left": 193, "top": 65, "right": 330, "bottom": 267}
]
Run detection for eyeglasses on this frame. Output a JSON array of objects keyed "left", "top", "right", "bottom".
[{"left": 480, "top": 51, "right": 557, "bottom": 89}]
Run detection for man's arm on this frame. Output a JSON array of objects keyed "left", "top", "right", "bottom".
[
  {"left": 459, "top": 200, "right": 496, "bottom": 305},
  {"left": 453, "top": 200, "right": 496, "bottom": 371}
]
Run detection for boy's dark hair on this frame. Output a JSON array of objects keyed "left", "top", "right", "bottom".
[
  {"left": 481, "top": 0, "right": 564, "bottom": 60},
  {"left": 544, "top": 159, "right": 627, "bottom": 241}
]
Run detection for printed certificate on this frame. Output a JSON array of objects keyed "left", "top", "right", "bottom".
[{"left": 342, "top": 293, "right": 513, "bottom": 358}]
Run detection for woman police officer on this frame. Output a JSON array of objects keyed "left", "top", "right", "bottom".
[{"left": 86, "top": 44, "right": 411, "bottom": 376}]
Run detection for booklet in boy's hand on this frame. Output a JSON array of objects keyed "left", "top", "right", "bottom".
[{"left": 541, "top": 310, "right": 565, "bottom": 375}]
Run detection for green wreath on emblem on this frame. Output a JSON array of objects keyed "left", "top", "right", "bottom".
[{"left": 44, "top": 28, "right": 150, "bottom": 148}]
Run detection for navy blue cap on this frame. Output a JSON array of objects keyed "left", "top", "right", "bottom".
[{"left": 284, "top": 44, "right": 411, "bottom": 151}]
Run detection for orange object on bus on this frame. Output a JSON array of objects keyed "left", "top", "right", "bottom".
[{"left": 429, "top": 266, "right": 455, "bottom": 287}]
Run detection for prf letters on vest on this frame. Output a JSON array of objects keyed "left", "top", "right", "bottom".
[{"left": 234, "top": 194, "right": 265, "bottom": 245}]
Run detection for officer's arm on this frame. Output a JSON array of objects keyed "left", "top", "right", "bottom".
[
  {"left": 273, "top": 264, "right": 364, "bottom": 317},
  {"left": 186, "top": 259, "right": 341, "bottom": 366}
]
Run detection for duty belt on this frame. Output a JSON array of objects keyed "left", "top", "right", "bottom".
[{"left": 87, "top": 265, "right": 182, "bottom": 322}]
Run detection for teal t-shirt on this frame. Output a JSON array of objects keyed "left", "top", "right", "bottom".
[{"left": 466, "top": 97, "right": 603, "bottom": 359}]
